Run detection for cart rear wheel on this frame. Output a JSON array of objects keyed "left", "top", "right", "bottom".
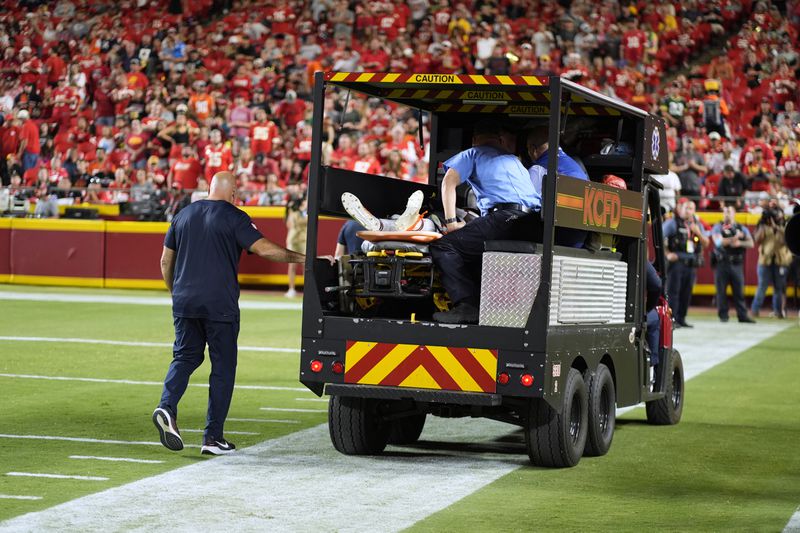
[
  {"left": 387, "top": 413, "right": 427, "bottom": 445},
  {"left": 646, "top": 349, "right": 684, "bottom": 425},
  {"left": 328, "top": 395, "right": 389, "bottom": 455},
  {"left": 525, "top": 368, "right": 588, "bottom": 468},
  {"left": 584, "top": 363, "right": 615, "bottom": 457}
]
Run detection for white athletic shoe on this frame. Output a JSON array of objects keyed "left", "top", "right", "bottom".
[
  {"left": 285, "top": 288, "right": 297, "bottom": 298},
  {"left": 341, "top": 192, "right": 381, "bottom": 231},
  {"left": 152, "top": 407, "right": 184, "bottom": 451},
  {"left": 394, "top": 190, "right": 424, "bottom": 231}
]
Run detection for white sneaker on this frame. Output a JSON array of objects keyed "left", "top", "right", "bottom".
[
  {"left": 341, "top": 192, "right": 381, "bottom": 231},
  {"left": 394, "top": 190, "right": 424, "bottom": 231},
  {"left": 285, "top": 289, "right": 297, "bottom": 298}
]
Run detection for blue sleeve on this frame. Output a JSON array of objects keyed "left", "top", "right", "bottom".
[
  {"left": 711, "top": 223, "right": 722, "bottom": 237},
  {"left": 443, "top": 148, "right": 476, "bottom": 183},
  {"left": 741, "top": 226, "right": 752, "bottom": 240},
  {"left": 235, "top": 211, "right": 264, "bottom": 251},
  {"left": 662, "top": 218, "right": 676, "bottom": 238},
  {"left": 164, "top": 223, "right": 176, "bottom": 250}
]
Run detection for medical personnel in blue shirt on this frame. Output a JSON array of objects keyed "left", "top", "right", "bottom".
[
  {"left": 430, "top": 121, "right": 543, "bottom": 324},
  {"left": 153, "top": 172, "right": 305, "bottom": 455},
  {"left": 526, "top": 128, "right": 590, "bottom": 248}
]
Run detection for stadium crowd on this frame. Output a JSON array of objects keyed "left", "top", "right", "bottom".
[{"left": 0, "top": 0, "right": 797, "bottom": 222}]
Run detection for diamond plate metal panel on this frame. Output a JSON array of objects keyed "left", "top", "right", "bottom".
[
  {"left": 479, "top": 251, "right": 628, "bottom": 328},
  {"left": 479, "top": 252, "right": 542, "bottom": 327}
]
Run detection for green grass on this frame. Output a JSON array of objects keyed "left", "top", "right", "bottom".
[
  {"left": 0, "top": 286, "right": 323, "bottom": 519},
  {"left": 1, "top": 284, "right": 798, "bottom": 530},
  {"left": 409, "top": 325, "right": 800, "bottom": 533}
]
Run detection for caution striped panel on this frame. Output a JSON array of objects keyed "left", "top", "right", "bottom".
[
  {"left": 344, "top": 341, "right": 498, "bottom": 393},
  {"left": 326, "top": 72, "right": 548, "bottom": 86}
]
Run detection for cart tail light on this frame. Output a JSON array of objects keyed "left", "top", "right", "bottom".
[
  {"left": 331, "top": 361, "right": 344, "bottom": 374},
  {"left": 497, "top": 372, "right": 510, "bottom": 385},
  {"left": 520, "top": 374, "right": 534, "bottom": 387},
  {"left": 310, "top": 360, "right": 323, "bottom": 373}
]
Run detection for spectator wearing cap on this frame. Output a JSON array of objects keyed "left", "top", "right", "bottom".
[
  {"left": 750, "top": 98, "right": 777, "bottom": 130},
  {"left": 275, "top": 90, "right": 306, "bottom": 131},
  {"left": 672, "top": 138, "right": 707, "bottom": 199},
  {"left": 743, "top": 145, "right": 777, "bottom": 194},
  {"left": 718, "top": 164, "right": 748, "bottom": 209},
  {"left": 532, "top": 54, "right": 557, "bottom": 77},
  {"left": 127, "top": 58, "right": 149, "bottom": 92},
  {"left": 17, "top": 109, "right": 40, "bottom": 173},
  {"left": 701, "top": 78, "right": 729, "bottom": 138}
]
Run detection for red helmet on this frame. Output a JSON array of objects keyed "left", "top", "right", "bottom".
[{"left": 602, "top": 174, "right": 627, "bottom": 190}]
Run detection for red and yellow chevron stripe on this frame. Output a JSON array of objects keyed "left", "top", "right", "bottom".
[{"left": 344, "top": 341, "right": 498, "bottom": 393}]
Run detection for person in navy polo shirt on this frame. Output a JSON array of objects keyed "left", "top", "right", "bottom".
[{"left": 153, "top": 171, "right": 305, "bottom": 456}]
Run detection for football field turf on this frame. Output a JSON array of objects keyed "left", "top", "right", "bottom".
[{"left": 0, "top": 285, "right": 798, "bottom": 531}]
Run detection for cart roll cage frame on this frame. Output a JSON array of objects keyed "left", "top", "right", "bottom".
[{"left": 301, "top": 71, "right": 669, "bottom": 361}]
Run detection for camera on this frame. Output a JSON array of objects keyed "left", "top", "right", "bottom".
[{"left": 759, "top": 208, "right": 783, "bottom": 226}]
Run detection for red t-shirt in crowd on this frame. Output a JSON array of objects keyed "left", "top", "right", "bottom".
[
  {"left": 170, "top": 156, "right": 203, "bottom": 189},
  {"left": 20, "top": 119, "right": 40, "bottom": 154}
]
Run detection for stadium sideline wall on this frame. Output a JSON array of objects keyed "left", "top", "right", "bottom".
[
  {"left": 0, "top": 211, "right": 792, "bottom": 296},
  {"left": 0, "top": 208, "right": 342, "bottom": 289}
]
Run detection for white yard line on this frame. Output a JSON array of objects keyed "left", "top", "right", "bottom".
[
  {"left": 0, "top": 290, "right": 301, "bottom": 310},
  {"left": 259, "top": 407, "right": 328, "bottom": 413},
  {"left": 68, "top": 456, "right": 164, "bottom": 465},
  {"left": 0, "top": 320, "right": 791, "bottom": 533},
  {"left": 0, "top": 434, "right": 199, "bottom": 449},
  {"left": 294, "top": 397, "right": 329, "bottom": 402},
  {"left": 226, "top": 418, "right": 300, "bottom": 424},
  {"left": 181, "top": 430, "right": 259, "bottom": 436},
  {"left": 6, "top": 473, "right": 108, "bottom": 482},
  {"left": 0, "top": 496, "right": 42, "bottom": 501},
  {"left": 0, "top": 336, "right": 298, "bottom": 354},
  {"left": 0, "top": 373, "right": 307, "bottom": 392},
  {"left": 785, "top": 507, "right": 800, "bottom": 533}
]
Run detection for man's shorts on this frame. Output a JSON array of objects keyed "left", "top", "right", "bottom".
[{"left": 286, "top": 229, "right": 307, "bottom": 254}]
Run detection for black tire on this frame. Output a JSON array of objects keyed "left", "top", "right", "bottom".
[
  {"left": 328, "top": 395, "right": 389, "bottom": 455},
  {"left": 525, "top": 367, "right": 588, "bottom": 468},
  {"left": 387, "top": 413, "right": 427, "bottom": 445},
  {"left": 646, "top": 349, "right": 684, "bottom": 425},
  {"left": 584, "top": 364, "right": 616, "bottom": 457}
]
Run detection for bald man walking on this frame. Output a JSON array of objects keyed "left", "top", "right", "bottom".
[{"left": 153, "top": 172, "right": 305, "bottom": 455}]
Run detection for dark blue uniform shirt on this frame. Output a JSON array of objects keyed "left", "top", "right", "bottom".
[
  {"left": 337, "top": 220, "right": 365, "bottom": 254},
  {"left": 164, "top": 200, "right": 263, "bottom": 322}
]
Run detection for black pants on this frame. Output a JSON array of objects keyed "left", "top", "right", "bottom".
[
  {"left": 159, "top": 316, "right": 240, "bottom": 440},
  {"left": 430, "top": 209, "right": 542, "bottom": 306},
  {"left": 667, "top": 261, "right": 696, "bottom": 323},
  {"left": 714, "top": 260, "right": 748, "bottom": 320}
]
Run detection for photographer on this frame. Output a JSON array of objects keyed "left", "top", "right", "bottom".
[
  {"left": 751, "top": 201, "right": 793, "bottom": 318},
  {"left": 711, "top": 205, "right": 755, "bottom": 323},
  {"left": 664, "top": 199, "right": 710, "bottom": 328}
]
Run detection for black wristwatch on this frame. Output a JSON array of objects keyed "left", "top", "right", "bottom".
[{"left": 444, "top": 217, "right": 458, "bottom": 224}]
